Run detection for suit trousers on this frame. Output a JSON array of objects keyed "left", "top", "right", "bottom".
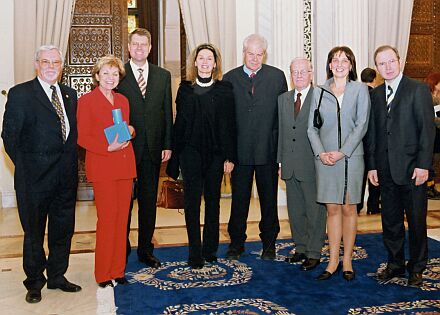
[
  {"left": 378, "top": 161, "right": 428, "bottom": 273},
  {"left": 228, "top": 163, "right": 280, "bottom": 250},
  {"left": 16, "top": 187, "right": 76, "bottom": 290},
  {"left": 285, "top": 175, "right": 326, "bottom": 259},
  {"left": 180, "top": 147, "right": 224, "bottom": 260},
  {"left": 93, "top": 179, "right": 131, "bottom": 283},
  {"left": 127, "top": 149, "right": 161, "bottom": 258}
]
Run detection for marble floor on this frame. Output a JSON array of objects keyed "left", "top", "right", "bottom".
[{"left": 1, "top": 195, "right": 440, "bottom": 315}]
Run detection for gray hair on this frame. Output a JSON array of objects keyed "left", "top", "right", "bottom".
[
  {"left": 34, "top": 45, "right": 64, "bottom": 64},
  {"left": 242, "top": 34, "right": 268, "bottom": 52},
  {"left": 290, "top": 57, "right": 313, "bottom": 69}
]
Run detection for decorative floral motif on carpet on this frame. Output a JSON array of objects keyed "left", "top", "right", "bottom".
[{"left": 348, "top": 299, "right": 440, "bottom": 314}]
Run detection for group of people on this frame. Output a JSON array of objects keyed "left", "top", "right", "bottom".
[{"left": 1, "top": 28, "right": 437, "bottom": 304}]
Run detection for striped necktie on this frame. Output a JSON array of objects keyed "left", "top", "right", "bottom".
[
  {"left": 50, "top": 85, "right": 67, "bottom": 143},
  {"left": 137, "top": 68, "right": 146, "bottom": 97},
  {"left": 386, "top": 85, "right": 393, "bottom": 112}
]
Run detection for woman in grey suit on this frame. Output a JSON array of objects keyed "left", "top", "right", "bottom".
[{"left": 307, "top": 46, "right": 370, "bottom": 281}]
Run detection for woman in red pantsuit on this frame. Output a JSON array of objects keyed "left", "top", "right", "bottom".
[{"left": 77, "top": 55, "right": 136, "bottom": 288}]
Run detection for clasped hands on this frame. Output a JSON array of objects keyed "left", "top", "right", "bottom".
[
  {"left": 319, "top": 151, "right": 345, "bottom": 166},
  {"left": 108, "top": 125, "right": 135, "bottom": 152}
]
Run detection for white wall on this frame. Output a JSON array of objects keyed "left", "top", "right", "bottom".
[{"left": 0, "top": 0, "right": 16, "bottom": 208}]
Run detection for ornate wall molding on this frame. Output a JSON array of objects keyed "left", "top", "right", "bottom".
[{"left": 303, "top": 0, "right": 312, "bottom": 61}]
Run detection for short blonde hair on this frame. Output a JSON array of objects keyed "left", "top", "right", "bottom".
[
  {"left": 129, "top": 28, "right": 152, "bottom": 45},
  {"left": 186, "top": 43, "right": 223, "bottom": 84},
  {"left": 91, "top": 55, "right": 125, "bottom": 86}
]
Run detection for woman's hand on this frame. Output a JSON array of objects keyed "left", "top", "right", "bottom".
[
  {"left": 108, "top": 134, "right": 129, "bottom": 152},
  {"left": 128, "top": 125, "right": 135, "bottom": 138},
  {"left": 224, "top": 161, "right": 234, "bottom": 173},
  {"left": 328, "top": 151, "right": 345, "bottom": 163}
]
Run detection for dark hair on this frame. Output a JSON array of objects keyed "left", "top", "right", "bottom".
[
  {"left": 326, "top": 46, "right": 358, "bottom": 81},
  {"left": 360, "top": 68, "right": 376, "bottom": 83},
  {"left": 373, "top": 45, "right": 400, "bottom": 66},
  {"left": 195, "top": 44, "right": 217, "bottom": 63},
  {"left": 425, "top": 72, "right": 440, "bottom": 93},
  {"left": 186, "top": 43, "right": 223, "bottom": 83}
]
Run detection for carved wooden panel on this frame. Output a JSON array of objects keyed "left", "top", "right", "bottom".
[
  {"left": 404, "top": 0, "right": 440, "bottom": 79},
  {"left": 61, "top": 0, "right": 128, "bottom": 200}
]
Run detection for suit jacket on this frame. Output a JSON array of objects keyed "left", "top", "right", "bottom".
[
  {"left": 277, "top": 87, "right": 316, "bottom": 181},
  {"left": 2, "top": 78, "right": 78, "bottom": 192},
  {"left": 366, "top": 75, "right": 435, "bottom": 185},
  {"left": 77, "top": 88, "right": 136, "bottom": 182},
  {"left": 223, "top": 64, "right": 288, "bottom": 165},
  {"left": 117, "top": 62, "right": 172, "bottom": 165}
]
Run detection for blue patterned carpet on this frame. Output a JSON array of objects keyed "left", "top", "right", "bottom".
[{"left": 115, "top": 233, "right": 440, "bottom": 314}]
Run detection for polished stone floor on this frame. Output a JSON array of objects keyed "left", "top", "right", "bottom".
[{"left": 1, "top": 194, "right": 440, "bottom": 315}]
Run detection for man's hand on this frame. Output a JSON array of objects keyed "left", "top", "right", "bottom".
[
  {"left": 224, "top": 161, "right": 234, "bottom": 173},
  {"left": 412, "top": 168, "right": 429, "bottom": 186},
  {"left": 368, "top": 170, "right": 379, "bottom": 186},
  {"left": 162, "top": 150, "right": 172, "bottom": 162}
]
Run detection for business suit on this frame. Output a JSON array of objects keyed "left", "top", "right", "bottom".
[
  {"left": 277, "top": 87, "right": 326, "bottom": 259},
  {"left": 117, "top": 62, "right": 172, "bottom": 259},
  {"left": 2, "top": 78, "right": 78, "bottom": 290},
  {"left": 366, "top": 75, "right": 435, "bottom": 273},
  {"left": 224, "top": 64, "right": 288, "bottom": 253},
  {"left": 308, "top": 80, "right": 370, "bottom": 204},
  {"left": 77, "top": 87, "right": 136, "bottom": 283}
]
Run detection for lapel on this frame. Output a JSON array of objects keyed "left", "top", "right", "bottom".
[
  {"left": 297, "top": 86, "right": 314, "bottom": 121},
  {"left": 340, "top": 81, "right": 356, "bottom": 112},
  {"left": 59, "top": 84, "right": 73, "bottom": 118},
  {"left": 375, "top": 84, "right": 387, "bottom": 112},
  {"left": 125, "top": 63, "right": 144, "bottom": 98},
  {"left": 284, "top": 90, "right": 295, "bottom": 119},
  {"left": 145, "top": 63, "right": 157, "bottom": 102},
  {"left": 32, "top": 78, "right": 58, "bottom": 115}
]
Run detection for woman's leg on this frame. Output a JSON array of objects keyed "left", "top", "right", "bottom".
[
  {"left": 325, "top": 203, "right": 342, "bottom": 272},
  {"left": 341, "top": 196, "right": 358, "bottom": 272}
]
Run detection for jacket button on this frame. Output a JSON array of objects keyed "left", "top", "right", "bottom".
[
  {"left": 387, "top": 132, "right": 391, "bottom": 135},
  {"left": 292, "top": 139, "right": 296, "bottom": 141},
  {"left": 292, "top": 126, "right": 296, "bottom": 129}
]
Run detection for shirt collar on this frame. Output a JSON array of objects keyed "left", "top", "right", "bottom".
[
  {"left": 243, "top": 64, "right": 262, "bottom": 77},
  {"left": 130, "top": 60, "right": 149, "bottom": 77},
  {"left": 385, "top": 72, "right": 403, "bottom": 95},
  {"left": 295, "top": 85, "right": 311, "bottom": 100}
]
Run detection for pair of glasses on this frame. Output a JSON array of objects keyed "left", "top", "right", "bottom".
[
  {"left": 38, "top": 59, "right": 62, "bottom": 68},
  {"left": 377, "top": 59, "right": 398, "bottom": 67},
  {"left": 292, "top": 70, "right": 312, "bottom": 76}
]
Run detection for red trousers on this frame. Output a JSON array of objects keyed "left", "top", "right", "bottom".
[{"left": 93, "top": 179, "right": 132, "bottom": 283}]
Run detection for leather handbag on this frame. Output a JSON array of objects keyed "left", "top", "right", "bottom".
[
  {"left": 313, "top": 89, "right": 325, "bottom": 129},
  {"left": 156, "top": 180, "right": 184, "bottom": 209}
]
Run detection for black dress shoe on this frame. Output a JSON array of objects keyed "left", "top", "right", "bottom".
[
  {"left": 115, "top": 277, "right": 129, "bottom": 285},
  {"left": 317, "top": 263, "right": 341, "bottom": 280},
  {"left": 204, "top": 255, "right": 218, "bottom": 263},
  {"left": 342, "top": 270, "right": 356, "bottom": 281},
  {"left": 376, "top": 267, "right": 406, "bottom": 281},
  {"left": 188, "top": 257, "right": 205, "bottom": 269},
  {"left": 47, "top": 280, "right": 82, "bottom": 292},
  {"left": 226, "top": 246, "right": 244, "bottom": 260},
  {"left": 285, "top": 252, "right": 307, "bottom": 263},
  {"left": 139, "top": 253, "right": 161, "bottom": 268},
  {"left": 261, "top": 247, "right": 276, "bottom": 260},
  {"left": 408, "top": 272, "right": 423, "bottom": 287},
  {"left": 98, "top": 280, "right": 114, "bottom": 288},
  {"left": 25, "top": 289, "right": 42, "bottom": 303},
  {"left": 301, "top": 258, "right": 320, "bottom": 271}
]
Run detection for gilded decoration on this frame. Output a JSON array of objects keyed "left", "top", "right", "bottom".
[
  {"left": 412, "top": 0, "right": 433, "bottom": 23},
  {"left": 74, "top": 0, "right": 111, "bottom": 14},
  {"left": 406, "top": 35, "right": 433, "bottom": 67},
  {"left": 303, "top": 0, "right": 312, "bottom": 60}
]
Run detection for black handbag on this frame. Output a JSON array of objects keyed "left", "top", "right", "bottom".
[{"left": 313, "top": 89, "right": 325, "bottom": 129}]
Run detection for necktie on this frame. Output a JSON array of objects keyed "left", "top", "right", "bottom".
[
  {"left": 137, "top": 68, "right": 146, "bottom": 97},
  {"left": 50, "top": 85, "right": 67, "bottom": 143},
  {"left": 386, "top": 85, "right": 393, "bottom": 112},
  {"left": 250, "top": 72, "right": 256, "bottom": 95},
  {"left": 294, "top": 92, "right": 302, "bottom": 118}
]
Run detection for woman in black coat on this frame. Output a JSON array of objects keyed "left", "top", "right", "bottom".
[{"left": 167, "top": 43, "right": 237, "bottom": 268}]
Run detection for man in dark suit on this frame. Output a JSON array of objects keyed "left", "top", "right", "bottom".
[
  {"left": 224, "top": 34, "right": 288, "bottom": 260},
  {"left": 2, "top": 45, "right": 81, "bottom": 303},
  {"left": 277, "top": 58, "right": 326, "bottom": 270},
  {"left": 366, "top": 45, "right": 435, "bottom": 287},
  {"left": 117, "top": 28, "right": 173, "bottom": 268}
]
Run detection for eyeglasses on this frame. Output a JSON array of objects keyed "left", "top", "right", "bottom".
[
  {"left": 377, "top": 59, "right": 398, "bottom": 67},
  {"left": 38, "top": 59, "right": 62, "bottom": 68},
  {"left": 292, "top": 70, "right": 312, "bottom": 77}
]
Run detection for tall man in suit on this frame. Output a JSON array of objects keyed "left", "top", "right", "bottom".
[
  {"left": 366, "top": 45, "right": 435, "bottom": 287},
  {"left": 2, "top": 45, "right": 81, "bottom": 303},
  {"left": 224, "top": 34, "right": 288, "bottom": 260},
  {"left": 118, "top": 28, "right": 173, "bottom": 268},
  {"left": 277, "top": 58, "right": 326, "bottom": 270}
]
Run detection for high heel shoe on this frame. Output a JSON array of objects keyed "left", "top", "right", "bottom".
[
  {"left": 317, "top": 263, "right": 341, "bottom": 280},
  {"left": 342, "top": 270, "right": 355, "bottom": 281}
]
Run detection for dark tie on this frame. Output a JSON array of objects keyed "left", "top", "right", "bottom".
[
  {"left": 250, "top": 72, "right": 256, "bottom": 95},
  {"left": 50, "top": 85, "right": 67, "bottom": 143},
  {"left": 294, "top": 92, "right": 302, "bottom": 118},
  {"left": 137, "top": 68, "right": 146, "bottom": 97},
  {"left": 386, "top": 85, "right": 393, "bottom": 112}
]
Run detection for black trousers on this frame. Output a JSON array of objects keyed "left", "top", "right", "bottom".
[
  {"left": 179, "top": 147, "right": 224, "bottom": 260},
  {"left": 127, "top": 149, "right": 160, "bottom": 259},
  {"left": 378, "top": 163, "right": 428, "bottom": 273},
  {"left": 228, "top": 163, "right": 280, "bottom": 250},
  {"left": 16, "top": 187, "right": 76, "bottom": 290}
]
